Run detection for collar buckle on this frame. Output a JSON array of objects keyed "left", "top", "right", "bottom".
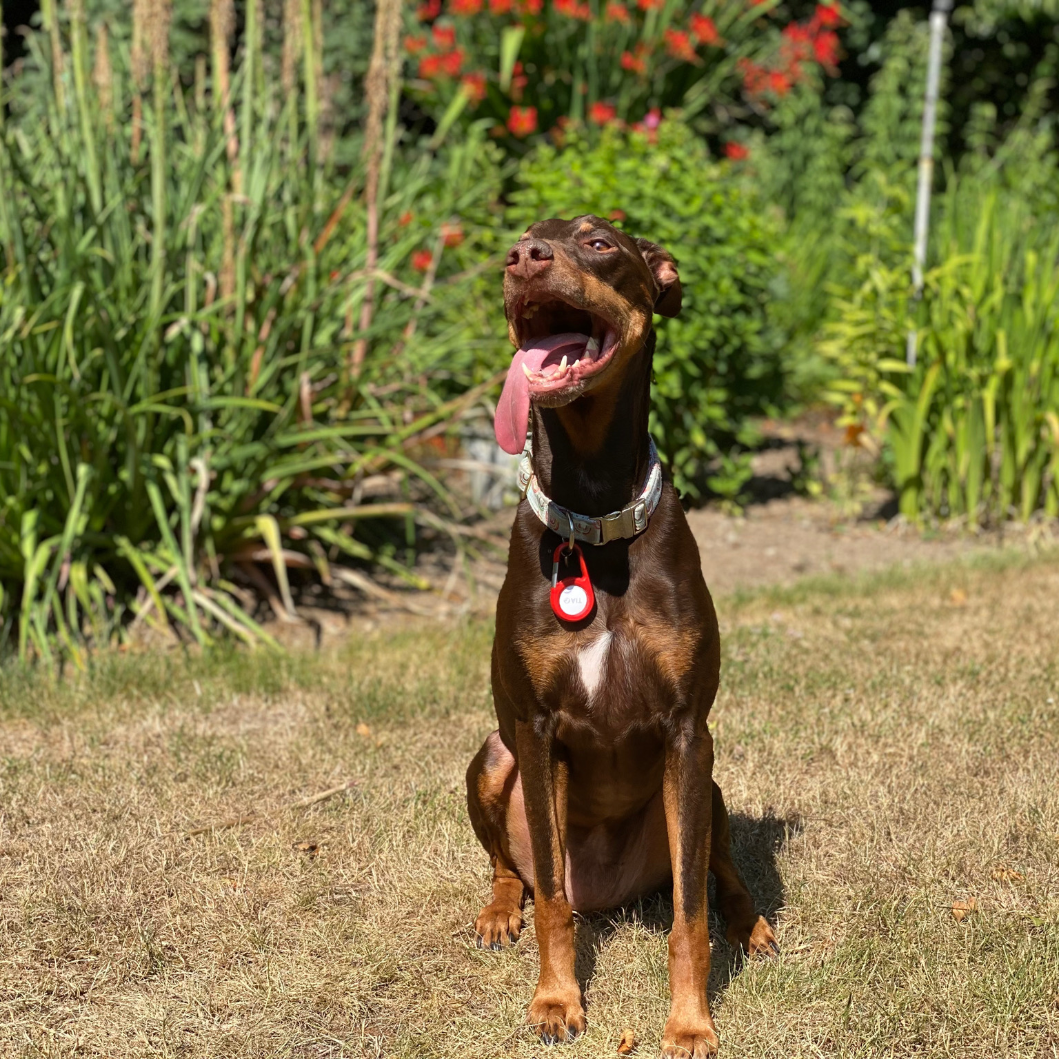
[{"left": 599, "top": 504, "right": 639, "bottom": 544}]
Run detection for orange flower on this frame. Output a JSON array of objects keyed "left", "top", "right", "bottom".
[
  {"left": 690, "top": 14, "right": 721, "bottom": 46},
  {"left": 441, "top": 222, "right": 465, "bottom": 247},
  {"left": 412, "top": 249, "right": 434, "bottom": 271},
  {"left": 609, "top": 209, "right": 626, "bottom": 222},
  {"left": 398, "top": 211, "right": 414, "bottom": 226},
  {"left": 813, "top": 2, "right": 841, "bottom": 28},
  {"left": 589, "top": 101, "right": 617, "bottom": 125},
  {"left": 781, "top": 22, "right": 813, "bottom": 60},
  {"left": 813, "top": 29, "right": 840, "bottom": 68},
  {"left": 664, "top": 28, "right": 697, "bottom": 63},
  {"left": 450, "top": 0, "right": 481, "bottom": 12},
  {"left": 555, "top": 0, "right": 592, "bottom": 18},
  {"left": 509, "top": 59, "right": 528, "bottom": 100},
  {"left": 620, "top": 49, "right": 646, "bottom": 75},
  {"left": 403, "top": 34, "right": 428, "bottom": 54},
  {"left": 489, "top": 0, "right": 513, "bottom": 11},
  {"left": 439, "top": 47, "right": 465, "bottom": 76},
  {"left": 605, "top": 1, "right": 630, "bottom": 20},
  {"left": 417, "top": 0, "right": 441, "bottom": 18},
  {"left": 725, "top": 141, "right": 749, "bottom": 161},
  {"left": 461, "top": 71, "right": 487, "bottom": 103},
  {"left": 768, "top": 69, "right": 791, "bottom": 95},
  {"left": 520, "top": 0, "right": 543, "bottom": 12},
  {"left": 738, "top": 56, "right": 768, "bottom": 97},
  {"left": 507, "top": 105, "right": 538, "bottom": 137},
  {"left": 432, "top": 23, "right": 457, "bottom": 48},
  {"left": 637, "top": 0, "right": 662, "bottom": 9},
  {"left": 418, "top": 54, "right": 443, "bottom": 78}
]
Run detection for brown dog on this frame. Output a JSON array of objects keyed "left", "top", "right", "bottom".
[{"left": 466, "top": 215, "right": 777, "bottom": 1057}]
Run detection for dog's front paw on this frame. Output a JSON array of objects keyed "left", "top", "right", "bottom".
[
  {"left": 661, "top": 1017, "right": 719, "bottom": 1058},
  {"left": 474, "top": 901, "right": 522, "bottom": 950},
  {"left": 527, "top": 988, "right": 585, "bottom": 1044},
  {"left": 726, "top": 914, "right": 779, "bottom": 958}
]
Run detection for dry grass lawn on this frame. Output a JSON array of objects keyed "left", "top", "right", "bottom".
[{"left": 1, "top": 551, "right": 1058, "bottom": 1058}]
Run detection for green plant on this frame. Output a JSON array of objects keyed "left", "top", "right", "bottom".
[
  {"left": 746, "top": 9, "right": 938, "bottom": 406},
  {"left": 821, "top": 172, "right": 1059, "bottom": 524},
  {"left": 509, "top": 120, "right": 783, "bottom": 498},
  {"left": 7, "top": 0, "right": 379, "bottom": 160},
  {"left": 402, "top": 0, "right": 846, "bottom": 146},
  {"left": 0, "top": 2, "right": 506, "bottom": 664}
]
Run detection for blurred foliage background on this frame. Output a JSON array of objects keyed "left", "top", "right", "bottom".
[{"left": 0, "top": 0, "right": 1058, "bottom": 660}]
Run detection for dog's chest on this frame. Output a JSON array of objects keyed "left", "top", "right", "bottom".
[
  {"left": 547, "top": 619, "right": 698, "bottom": 733},
  {"left": 575, "top": 630, "right": 613, "bottom": 702}
]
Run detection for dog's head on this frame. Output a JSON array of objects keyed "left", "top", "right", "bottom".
[{"left": 494, "top": 215, "right": 681, "bottom": 454}]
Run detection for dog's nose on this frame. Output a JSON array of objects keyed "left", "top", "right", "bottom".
[{"left": 506, "top": 238, "right": 553, "bottom": 278}]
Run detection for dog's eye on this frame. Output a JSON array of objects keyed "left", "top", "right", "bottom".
[{"left": 588, "top": 239, "right": 613, "bottom": 252}]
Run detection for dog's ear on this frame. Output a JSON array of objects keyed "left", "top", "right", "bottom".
[{"left": 634, "top": 238, "right": 682, "bottom": 318}]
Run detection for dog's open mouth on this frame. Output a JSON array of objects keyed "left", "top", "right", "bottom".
[
  {"left": 494, "top": 295, "right": 620, "bottom": 454},
  {"left": 513, "top": 296, "right": 620, "bottom": 397}
]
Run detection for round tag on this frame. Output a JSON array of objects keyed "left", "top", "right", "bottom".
[
  {"left": 558, "top": 584, "right": 588, "bottom": 616},
  {"left": 549, "top": 542, "right": 595, "bottom": 623}
]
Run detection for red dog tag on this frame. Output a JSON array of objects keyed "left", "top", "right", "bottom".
[{"left": 550, "top": 542, "right": 595, "bottom": 623}]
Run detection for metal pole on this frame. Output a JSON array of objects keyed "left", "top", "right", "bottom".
[{"left": 906, "top": 0, "right": 953, "bottom": 368}]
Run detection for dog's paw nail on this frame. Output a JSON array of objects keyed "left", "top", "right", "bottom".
[
  {"left": 542, "top": 1033, "right": 557, "bottom": 1046},
  {"left": 769, "top": 940, "right": 780, "bottom": 955},
  {"left": 491, "top": 940, "right": 502, "bottom": 951}
]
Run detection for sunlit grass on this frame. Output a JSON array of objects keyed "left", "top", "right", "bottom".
[{"left": 1, "top": 557, "right": 1057, "bottom": 1056}]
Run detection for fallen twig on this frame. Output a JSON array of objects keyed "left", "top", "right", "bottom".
[
  {"left": 287, "top": 779, "right": 359, "bottom": 810},
  {"left": 185, "top": 780, "right": 359, "bottom": 838}
]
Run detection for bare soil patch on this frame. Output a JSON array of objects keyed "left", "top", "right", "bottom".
[{"left": 687, "top": 496, "right": 1059, "bottom": 596}]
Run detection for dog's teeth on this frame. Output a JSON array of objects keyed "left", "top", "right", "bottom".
[
  {"left": 573, "top": 359, "right": 580, "bottom": 368},
  {"left": 585, "top": 337, "right": 600, "bottom": 356},
  {"left": 559, "top": 355, "right": 568, "bottom": 373},
  {"left": 522, "top": 363, "right": 533, "bottom": 379}
]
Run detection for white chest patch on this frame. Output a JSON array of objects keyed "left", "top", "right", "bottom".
[{"left": 577, "top": 631, "right": 612, "bottom": 702}]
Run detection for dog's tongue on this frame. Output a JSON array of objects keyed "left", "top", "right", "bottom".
[{"left": 494, "top": 333, "right": 590, "bottom": 454}]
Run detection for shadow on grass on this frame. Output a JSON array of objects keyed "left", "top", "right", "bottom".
[{"left": 573, "top": 810, "right": 800, "bottom": 1007}]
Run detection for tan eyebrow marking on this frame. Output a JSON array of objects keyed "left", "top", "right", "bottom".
[{"left": 578, "top": 221, "right": 594, "bottom": 233}]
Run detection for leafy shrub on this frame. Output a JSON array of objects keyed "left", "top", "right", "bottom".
[
  {"left": 509, "top": 120, "right": 782, "bottom": 498},
  {"left": 0, "top": 10, "right": 503, "bottom": 663}
]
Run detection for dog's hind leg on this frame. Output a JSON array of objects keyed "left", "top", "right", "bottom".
[
  {"left": 709, "top": 780, "right": 779, "bottom": 957},
  {"left": 467, "top": 731, "right": 529, "bottom": 949}
]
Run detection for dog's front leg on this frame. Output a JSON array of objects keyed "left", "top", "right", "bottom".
[
  {"left": 515, "top": 716, "right": 585, "bottom": 1044},
  {"left": 662, "top": 725, "right": 719, "bottom": 1058}
]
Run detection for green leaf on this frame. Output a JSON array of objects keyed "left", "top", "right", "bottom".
[{"left": 499, "top": 26, "right": 526, "bottom": 92}]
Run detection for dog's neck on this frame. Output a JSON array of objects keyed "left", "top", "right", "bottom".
[{"left": 529, "top": 335, "right": 655, "bottom": 516}]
